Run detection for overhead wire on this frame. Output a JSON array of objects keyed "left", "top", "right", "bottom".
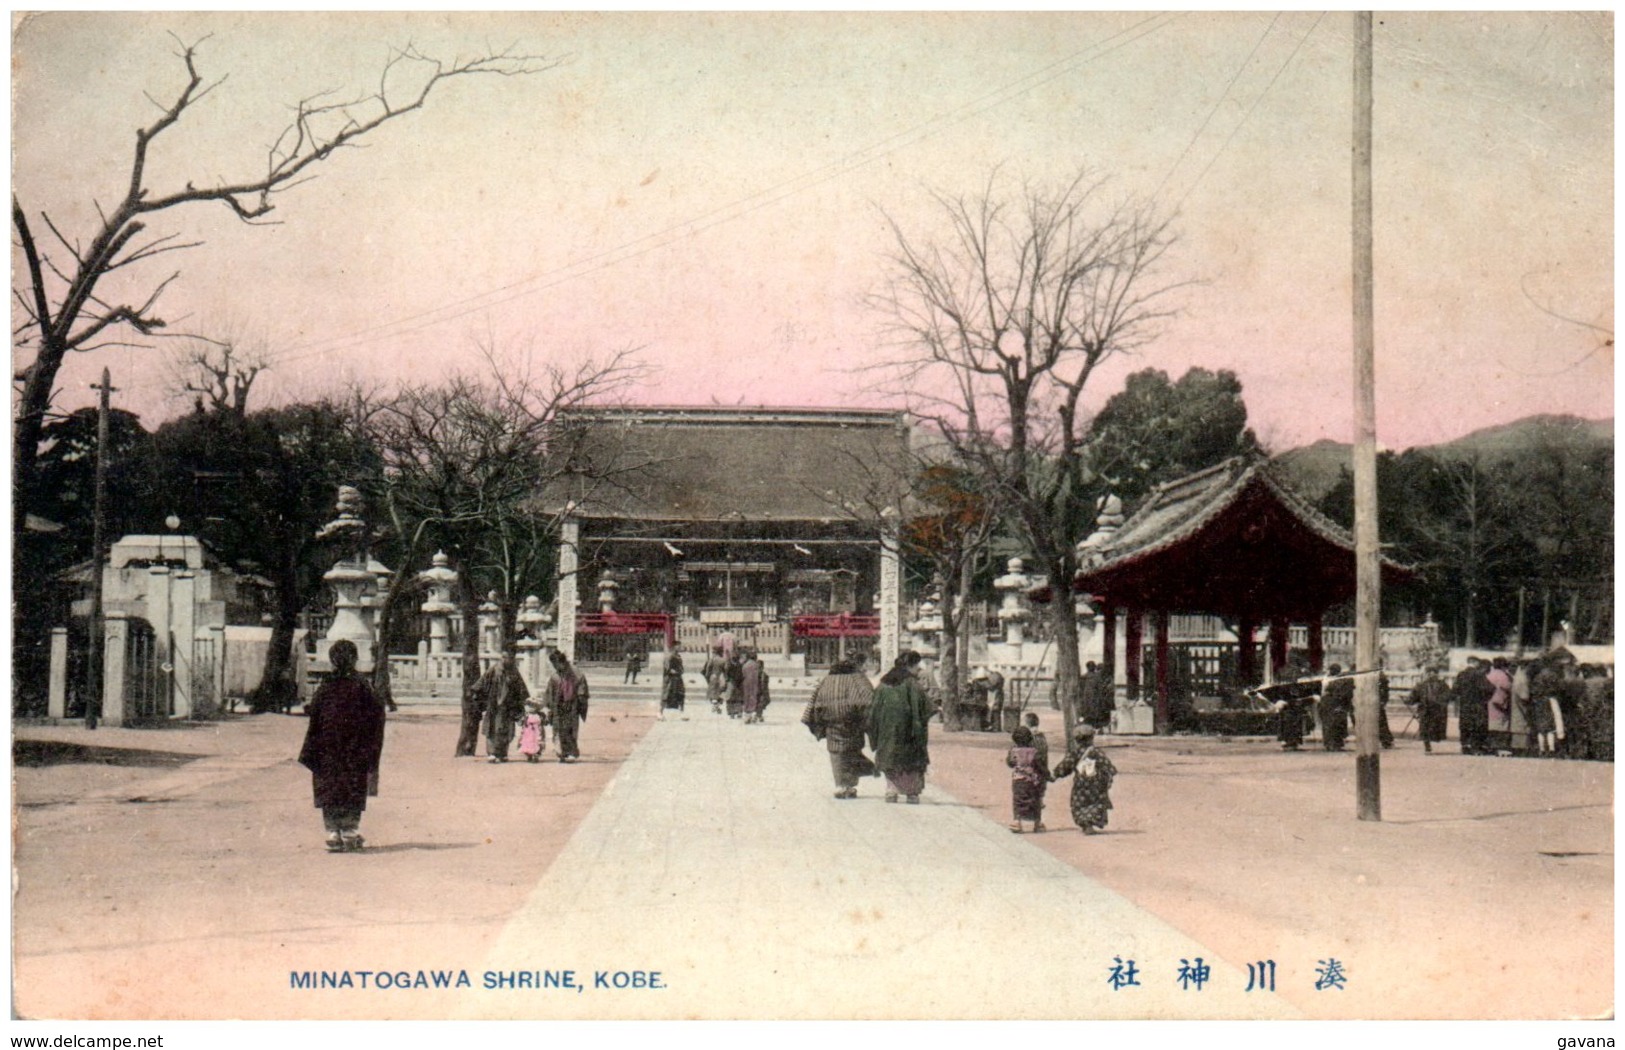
[
  {"left": 1174, "top": 12, "right": 1328, "bottom": 212},
  {"left": 258, "top": 13, "right": 1180, "bottom": 369}
]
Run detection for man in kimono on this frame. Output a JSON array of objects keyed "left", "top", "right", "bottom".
[
  {"left": 545, "top": 650, "right": 591, "bottom": 762},
  {"left": 476, "top": 651, "right": 530, "bottom": 763}
]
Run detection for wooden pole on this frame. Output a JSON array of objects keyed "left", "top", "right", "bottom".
[
  {"left": 85, "top": 368, "right": 115, "bottom": 729},
  {"left": 1352, "top": 11, "right": 1382, "bottom": 821}
]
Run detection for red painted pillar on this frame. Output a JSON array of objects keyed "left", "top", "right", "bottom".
[
  {"left": 1269, "top": 615, "right": 1290, "bottom": 678},
  {"left": 1124, "top": 609, "right": 1143, "bottom": 702},
  {"left": 1238, "top": 616, "right": 1257, "bottom": 686},
  {"left": 1307, "top": 612, "right": 1325, "bottom": 673},
  {"left": 1154, "top": 610, "right": 1171, "bottom": 733}
]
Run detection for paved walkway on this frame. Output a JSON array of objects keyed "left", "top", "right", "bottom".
[{"left": 455, "top": 706, "right": 1298, "bottom": 1020}]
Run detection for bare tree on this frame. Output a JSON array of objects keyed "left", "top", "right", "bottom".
[
  {"left": 871, "top": 168, "right": 1186, "bottom": 733},
  {"left": 817, "top": 433, "right": 999, "bottom": 728},
  {"left": 361, "top": 347, "right": 646, "bottom": 738},
  {"left": 171, "top": 338, "right": 268, "bottom": 417},
  {"left": 13, "top": 35, "right": 558, "bottom": 494}
]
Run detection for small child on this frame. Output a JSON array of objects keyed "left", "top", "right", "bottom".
[
  {"left": 1051, "top": 724, "right": 1117, "bottom": 834},
  {"left": 1022, "top": 712, "right": 1049, "bottom": 770},
  {"left": 1006, "top": 725, "right": 1051, "bottom": 833},
  {"left": 519, "top": 706, "right": 546, "bottom": 763}
]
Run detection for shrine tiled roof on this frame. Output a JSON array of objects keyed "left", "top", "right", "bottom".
[{"left": 545, "top": 406, "right": 912, "bottom": 522}]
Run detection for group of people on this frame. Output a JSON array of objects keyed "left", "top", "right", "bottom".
[
  {"left": 800, "top": 650, "right": 933, "bottom": 802},
  {"left": 459, "top": 649, "right": 592, "bottom": 764},
  {"left": 800, "top": 649, "right": 1120, "bottom": 832},
  {"left": 686, "top": 643, "right": 771, "bottom": 723},
  {"left": 1410, "top": 650, "right": 1612, "bottom": 759},
  {"left": 1007, "top": 717, "right": 1117, "bottom": 835},
  {"left": 1266, "top": 662, "right": 1396, "bottom": 752},
  {"left": 298, "top": 642, "right": 595, "bottom": 853}
]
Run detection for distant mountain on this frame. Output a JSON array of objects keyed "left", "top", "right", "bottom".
[
  {"left": 1271, "top": 439, "right": 1352, "bottom": 502},
  {"left": 1271, "top": 414, "right": 1613, "bottom": 501}
]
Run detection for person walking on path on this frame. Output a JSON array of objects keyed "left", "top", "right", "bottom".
[
  {"left": 1051, "top": 724, "right": 1117, "bottom": 834},
  {"left": 1006, "top": 724, "right": 1052, "bottom": 833},
  {"left": 477, "top": 652, "right": 530, "bottom": 764},
  {"left": 545, "top": 650, "right": 590, "bottom": 763},
  {"left": 660, "top": 647, "right": 686, "bottom": 720},
  {"left": 703, "top": 644, "right": 729, "bottom": 715},
  {"left": 868, "top": 651, "right": 933, "bottom": 804},
  {"left": 800, "top": 658, "right": 875, "bottom": 799},
  {"left": 1079, "top": 661, "right": 1115, "bottom": 732},
  {"left": 1486, "top": 657, "right": 1514, "bottom": 753},
  {"left": 724, "top": 651, "right": 746, "bottom": 719},
  {"left": 298, "top": 640, "right": 386, "bottom": 853},
  {"left": 623, "top": 646, "right": 644, "bottom": 685},
  {"left": 1409, "top": 665, "right": 1451, "bottom": 754},
  {"left": 1319, "top": 665, "right": 1353, "bottom": 752},
  {"left": 741, "top": 647, "right": 770, "bottom": 724},
  {"left": 1453, "top": 657, "right": 1493, "bottom": 755}
]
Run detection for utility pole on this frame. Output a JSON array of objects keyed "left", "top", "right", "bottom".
[
  {"left": 1352, "top": 11, "right": 1382, "bottom": 820},
  {"left": 85, "top": 368, "right": 116, "bottom": 730}
]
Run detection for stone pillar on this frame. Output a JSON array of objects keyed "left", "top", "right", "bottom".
[
  {"left": 879, "top": 525, "right": 901, "bottom": 669},
  {"left": 210, "top": 625, "right": 227, "bottom": 713},
  {"left": 148, "top": 564, "right": 175, "bottom": 717},
  {"left": 1125, "top": 609, "right": 1143, "bottom": 701},
  {"left": 48, "top": 627, "right": 68, "bottom": 719},
  {"left": 558, "top": 517, "right": 580, "bottom": 662},
  {"left": 171, "top": 568, "right": 197, "bottom": 718},
  {"left": 102, "top": 613, "right": 130, "bottom": 728}
]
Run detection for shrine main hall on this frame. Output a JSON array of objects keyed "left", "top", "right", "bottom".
[{"left": 546, "top": 405, "right": 912, "bottom": 669}]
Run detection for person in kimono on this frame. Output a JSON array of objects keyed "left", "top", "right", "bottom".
[
  {"left": 545, "top": 650, "right": 590, "bottom": 763},
  {"left": 801, "top": 658, "right": 875, "bottom": 799},
  {"left": 298, "top": 640, "right": 386, "bottom": 853},
  {"left": 867, "top": 651, "right": 933, "bottom": 804},
  {"left": 1006, "top": 724, "right": 1052, "bottom": 833},
  {"left": 1051, "top": 724, "right": 1117, "bottom": 834}
]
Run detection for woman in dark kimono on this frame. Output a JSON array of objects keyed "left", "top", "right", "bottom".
[
  {"left": 659, "top": 647, "right": 686, "bottom": 720},
  {"left": 801, "top": 659, "right": 874, "bottom": 799},
  {"left": 298, "top": 640, "right": 386, "bottom": 853},
  {"left": 1051, "top": 724, "right": 1117, "bottom": 834},
  {"left": 867, "top": 652, "right": 932, "bottom": 804},
  {"left": 724, "top": 652, "right": 746, "bottom": 719}
]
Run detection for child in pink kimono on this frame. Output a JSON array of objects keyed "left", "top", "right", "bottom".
[{"left": 519, "top": 706, "right": 546, "bottom": 763}]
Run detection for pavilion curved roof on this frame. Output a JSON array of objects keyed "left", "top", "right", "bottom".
[{"left": 1074, "top": 456, "right": 1412, "bottom": 619}]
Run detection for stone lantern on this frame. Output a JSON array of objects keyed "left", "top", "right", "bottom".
[
  {"left": 994, "top": 557, "right": 1037, "bottom": 647},
  {"left": 516, "top": 594, "right": 552, "bottom": 690},
  {"left": 907, "top": 594, "right": 944, "bottom": 659},
  {"left": 478, "top": 592, "right": 502, "bottom": 655},
  {"left": 597, "top": 574, "right": 620, "bottom": 614},
  {"left": 417, "top": 551, "right": 458, "bottom": 654},
  {"left": 317, "top": 485, "right": 379, "bottom": 672}
]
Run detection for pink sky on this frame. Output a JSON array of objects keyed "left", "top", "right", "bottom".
[{"left": 12, "top": 12, "right": 1613, "bottom": 452}]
